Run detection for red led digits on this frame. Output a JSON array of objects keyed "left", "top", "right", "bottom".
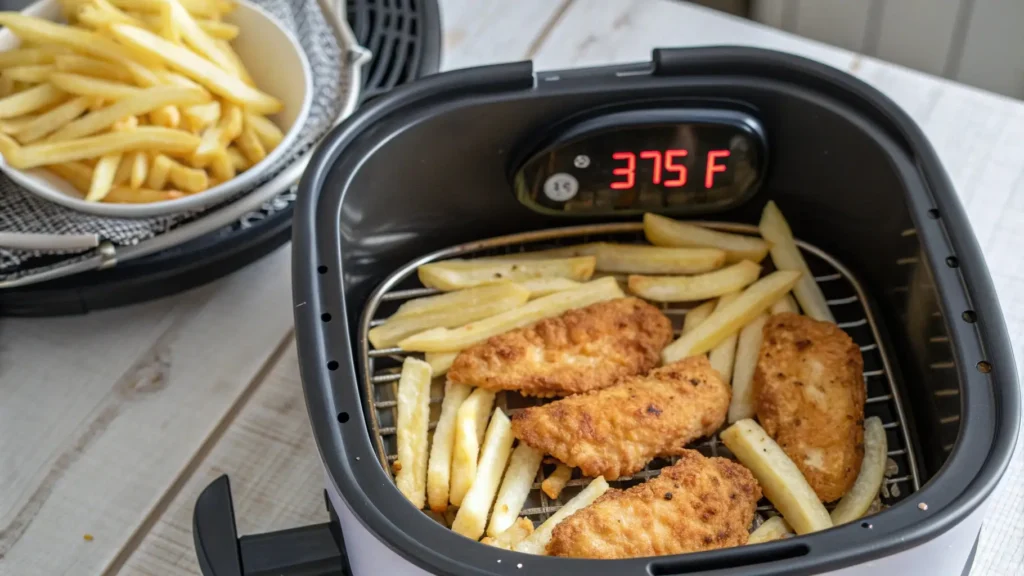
[
  {"left": 610, "top": 151, "right": 636, "bottom": 189},
  {"left": 664, "top": 149, "right": 688, "bottom": 187},
  {"left": 705, "top": 150, "right": 730, "bottom": 188},
  {"left": 610, "top": 149, "right": 729, "bottom": 189},
  {"left": 639, "top": 151, "right": 662, "bottom": 184}
]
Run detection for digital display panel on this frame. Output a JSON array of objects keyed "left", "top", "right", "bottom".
[{"left": 514, "top": 109, "right": 765, "bottom": 215}]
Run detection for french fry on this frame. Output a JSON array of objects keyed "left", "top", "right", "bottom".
[
  {"left": 49, "top": 72, "right": 141, "bottom": 99},
  {"left": 770, "top": 293, "right": 799, "bottom": 315},
  {"left": 54, "top": 54, "right": 134, "bottom": 82},
  {"left": 643, "top": 213, "right": 770, "bottom": 263},
  {"left": 235, "top": 124, "right": 265, "bottom": 164},
  {"left": 748, "top": 516, "right": 793, "bottom": 544},
  {"left": 149, "top": 105, "right": 181, "bottom": 128},
  {"left": 107, "top": 0, "right": 226, "bottom": 19},
  {"left": 207, "top": 146, "right": 234, "bottom": 180},
  {"left": 0, "top": 47, "right": 61, "bottom": 69},
  {"left": 451, "top": 409, "right": 515, "bottom": 540},
  {"left": 759, "top": 201, "right": 835, "bottom": 323},
  {"left": 425, "top": 381, "right": 472, "bottom": 513},
  {"left": 192, "top": 102, "right": 240, "bottom": 165},
  {"left": 45, "top": 160, "right": 92, "bottom": 193},
  {"left": 720, "top": 419, "right": 832, "bottom": 535},
  {"left": 482, "top": 517, "right": 534, "bottom": 549},
  {"left": 164, "top": 0, "right": 235, "bottom": 74},
  {"left": 110, "top": 114, "right": 137, "bottom": 131},
  {"left": 225, "top": 144, "right": 247, "bottom": 170},
  {"left": 418, "top": 257, "right": 596, "bottom": 291},
  {"left": 394, "top": 358, "right": 432, "bottom": 509},
  {"left": 0, "top": 131, "right": 20, "bottom": 160},
  {"left": 508, "top": 242, "right": 727, "bottom": 275},
  {"left": 109, "top": 24, "right": 282, "bottom": 113},
  {"left": 727, "top": 313, "right": 768, "bottom": 423},
  {"left": 0, "top": 75, "right": 14, "bottom": 98},
  {"left": 103, "top": 185, "right": 183, "bottom": 202},
  {"left": 3, "top": 64, "right": 55, "bottom": 83},
  {"left": 47, "top": 86, "right": 208, "bottom": 141},
  {"left": 831, "top": 417, "right": 887, "bottom": 525},
  {"left": 146, "top": 153, "right": 172, "bottom": 188},
  {"left": 182, "top": 99, "right": 219, "bottom": 132},
  {"left": 129, "top": 150, "right": 147, "bottom": 188},
  {"left": 369, "top": 285, "right": 530, "bottom": 349},
  {"left": 398, "top": 276, "right": 624, "bottom": 353},
  {"left": 75, "top": 3, "right": 140, "bottom": 30},
  {"left": 514, "top": 477, "right": 610, "bottom": 555},
  {"left": 540, "top": 464, "right": 572, "bottom": 499},
  {"left": 244, "top": 112, "right": 283, "bottom": 149},
  {"left": 215, "top": 38, "right": 254, "bottom": 85},
  {"left": 390, "top": 283, "right": 528, "bottom": 320},
  {"left": 86, "top": 151, "right": 120, "bottom": 201},
  {"left": 487, "top": 444, "right": 543, "bottom": 537},
  {"left": 0, "top": 14, "right": 160, "bottom": 86},
  {"left": 0, "top": 83, "right": 65, "bottom": 119},
  {"left": 8, "top": 127, "right": 199, "bottom": 169},
  {"left": 449, "top": 388, "right": 496, "bottom": 507},
  {"left": 516, "top": 277, "right": 581, "bottom": 298},
  {"left": 112, "top": 152, "right": 132, "bottom": 185},
  {"left": 682, "top": 300, "right": 715, "bottom": 335},
  {"left": 708, "top": 293, "right": 740, "bottom": 383},
  {"left": 11, "top": 95, "right": 89, "bottom": 143},
  {"left": 662, "top": 271, "right": 801, "bottom": 363},
  {"left": 157, "top": 1, "right": 180, "bottom": 43},
  {"left": 167, "top": 157, "right": 208, "bottom": 192},
  {"left": 196, "top": 18, "right": 238, "bottom": 39},
  {"left": 628, "top": 260, "right": 762, "bottom": 303},
  {"left": 425, "top": 352, "right": 457, "bottom": 377},
  {"left": 0, "top": 115, "right": 36, "bottom": 134}
]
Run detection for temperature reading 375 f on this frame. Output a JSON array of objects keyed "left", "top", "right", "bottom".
[{"left": 609, "top": 149, "right": 731, "bottom": 190}]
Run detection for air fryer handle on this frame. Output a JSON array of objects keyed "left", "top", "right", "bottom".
[{"left": 193, "top": 474, "right": 350, "bottom": 576}]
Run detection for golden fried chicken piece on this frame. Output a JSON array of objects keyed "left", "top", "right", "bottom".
[
  {"left": 447, "top": 297, "right": 672, "bottom": 397},
  {"left": 510, "top": 356, "right": 730, "bottom": 479},
  {"left": 755, "top": 312, "right": 865, "bottom": 502},
  {"left": 546, "top": 450, "right": 761, "bottom": 558}
]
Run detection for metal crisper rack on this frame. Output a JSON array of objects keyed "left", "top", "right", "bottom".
[{"left": 358, "top": 222, "right": 922, "bottom": 530}]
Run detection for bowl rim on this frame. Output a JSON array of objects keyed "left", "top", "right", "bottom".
[{"left": 0, "top": 0, "right": 314, "bottom": 219}]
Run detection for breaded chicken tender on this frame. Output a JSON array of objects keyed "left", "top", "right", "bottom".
[
  {"left": 755, "top": 313, "right": 865, "bottom": 502},
  {"left": 546, "top": 450, "right": 761, "bottom": 558},
  {"left": 511, "top": 356, "right": 730, "bottom": 480},
  {"left": 448, "top": 297, "right": 672, "bottom": 397}
]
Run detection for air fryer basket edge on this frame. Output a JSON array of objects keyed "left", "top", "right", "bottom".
[{"left": 292, "top": 47, "right": 1020, "bottom": 575}]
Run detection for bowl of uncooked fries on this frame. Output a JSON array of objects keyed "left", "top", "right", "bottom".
[{"left": 0, "top": 0, "right": 312, "bottom": 217}]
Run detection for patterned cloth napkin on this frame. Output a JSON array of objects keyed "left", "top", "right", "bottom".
[{"left": 0, "top": 0, "right": 350, "bottom": 280}]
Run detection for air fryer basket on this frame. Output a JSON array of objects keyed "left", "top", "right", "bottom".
[{"left": 293, "top": 47, "right": 1020, "bottom": 575}]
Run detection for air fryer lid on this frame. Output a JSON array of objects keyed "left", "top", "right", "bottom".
[{"left": 293, "top": 47, "right": 1020, "bottom": 575}]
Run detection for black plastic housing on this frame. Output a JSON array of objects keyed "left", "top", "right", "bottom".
[{"left": 292, "top": 47, "right": 1020, "bottom": 575}]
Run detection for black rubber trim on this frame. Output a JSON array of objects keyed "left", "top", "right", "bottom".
[{"left": 292, "top": 47, "right": 1020, "bottom": 575}]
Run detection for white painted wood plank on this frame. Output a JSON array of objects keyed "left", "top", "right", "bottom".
[
  {"left": 531, "top": 0, "right": 855, "bottom": 73},
  {"left": 749, "top": 0, "right": 790, "bottom": 30},
  {"left": 0, "top": 248, "right": 294, "bottom": 576},
  {"left": 874, "top": 0, "right": 962, "bottom": 77},
  {"left": 791, "top": 0, "right": 871, "bottom": 53},
  {"left": 120, "top": 343, "right": 325, "bottom": 576},
  {"left": 953, "top": 0, "right": 1024, "bottom": 99},
  {"left": 438, "top": 0, "right": 568, "bottom": 71}
]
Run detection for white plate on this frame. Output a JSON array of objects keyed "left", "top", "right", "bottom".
[{"left": 0, "top": 0, "right": 313, "bottom": 218}]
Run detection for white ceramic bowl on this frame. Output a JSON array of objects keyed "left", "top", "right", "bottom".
[{"left": 0, "top": 0, "right": 312, "bottom": 218}]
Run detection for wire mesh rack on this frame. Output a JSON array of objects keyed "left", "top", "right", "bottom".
[{"left": 358, "top": 223, "right": 922, "bottom": 529}]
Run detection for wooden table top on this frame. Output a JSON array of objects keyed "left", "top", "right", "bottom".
[{"left": 1, "top": 1, "right": 1021, "bottom": 574}]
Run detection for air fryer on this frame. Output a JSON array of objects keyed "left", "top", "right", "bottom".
[{"left": 197, "top": 46, "right": 1020, "bottom": 576}]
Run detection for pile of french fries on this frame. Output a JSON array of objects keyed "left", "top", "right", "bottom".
[
  {"left": 381, "top": 202, "right": 890, "bottom": 553},
  {"left": 0, "top": 0, "right": 285, "bottom": 203}
]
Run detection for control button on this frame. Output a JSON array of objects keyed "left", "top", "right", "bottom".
[{"left": 543, "top": 173, "right": 579, "bottom": 202}]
